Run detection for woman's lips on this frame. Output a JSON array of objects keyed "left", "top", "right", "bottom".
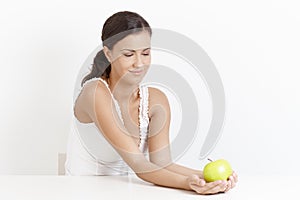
[{"left": 129, "top": 69, "right": 143, "bottom": 75}]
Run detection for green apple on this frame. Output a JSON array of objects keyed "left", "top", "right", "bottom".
[{"left": 203, "top": 159, "right": 233, "bottom": 182}]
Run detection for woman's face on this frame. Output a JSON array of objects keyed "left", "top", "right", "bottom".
[{"left": 105, "top": 31, "right": 151, "bottom": 84}]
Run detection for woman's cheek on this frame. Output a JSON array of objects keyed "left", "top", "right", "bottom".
[{"left": 144, "top": 55, "right": 151, "bottom": 64}]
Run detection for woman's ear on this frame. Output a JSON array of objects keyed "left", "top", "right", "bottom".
[{"left": 103, "top": 46, "right": 112, "bottom": 63}]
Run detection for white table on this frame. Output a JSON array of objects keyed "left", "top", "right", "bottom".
[{"left": 0, "top": 174, "right": 298, "bottom": 200}]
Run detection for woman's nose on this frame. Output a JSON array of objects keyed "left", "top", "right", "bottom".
[{"left": 133, "top": 55, "right": 143, "bottom": 68}]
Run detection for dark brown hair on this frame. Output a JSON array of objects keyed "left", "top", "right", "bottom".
[{"left": 81, "top": 11, "right": 152, "bottom": 86}]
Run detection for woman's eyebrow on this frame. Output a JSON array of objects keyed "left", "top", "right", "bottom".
[{"left": 120, "top": 47, "right": 151, "bottom": 52}]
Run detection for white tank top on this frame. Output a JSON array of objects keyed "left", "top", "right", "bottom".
[{"left": 65, "top": 77, "right": 149, "bottom": 175}]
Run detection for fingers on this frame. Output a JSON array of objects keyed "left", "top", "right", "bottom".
[
  {"left": 233, "top": 171, "right": 238, "bottom": 183},
  {"left": 229, "top": 175, "right": 236, "bottom": 189},
  {"left": 189, "top": 180, "right": 223, "bottom": 194},
  {"left": 225, "top": 178, "right": 232, "bottom": 192},
  {"left": 202, "top": 180, "right": 228, "bottom": 194},
  {"left": 194, "top": 181, "right": 229, "bottom": 194},
  {"left": 222, "top": 171, "right": 238, "bottom": 193},
  {"left": 228, "top": 171, "right": 238, "bottom": 189}
]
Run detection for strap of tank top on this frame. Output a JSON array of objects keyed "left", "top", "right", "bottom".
[{"left": 97, "top": 78, "right": 125, "bottom": 125}]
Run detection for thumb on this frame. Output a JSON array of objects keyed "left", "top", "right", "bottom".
[
  {"left": 199, "top": 179, "right": 206, "bottom": 187},
  {"left": 189, "top": 174, "right": 201, "bottom": 185}
]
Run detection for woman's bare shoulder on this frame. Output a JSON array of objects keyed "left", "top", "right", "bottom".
[
  {"left": 148, "top": 87, "right": 169, "bottom": 103},
  {"left": 148, "top": 87, "right": 170, "bottom": 117},
  {"left": 81, "top": 79, "right": 108, "bottom": 97},
  {"left": 75, "top": 79, "right": 111, "bottom": 122}
]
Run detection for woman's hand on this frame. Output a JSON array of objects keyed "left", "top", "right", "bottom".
[{"left": 187, "top": 172, "right": 238, "bottom": 195}]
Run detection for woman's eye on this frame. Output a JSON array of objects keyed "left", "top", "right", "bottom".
[
  {"left": 124, "top": 54, "right": 133, "bottom": 57},
  {"left": 142, "top": 53, "right": 150, "bottom": 56}
]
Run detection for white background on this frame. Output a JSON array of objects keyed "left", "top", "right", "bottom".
[{"left": 0, "top": 0, "right": 299, "bottom": 175}]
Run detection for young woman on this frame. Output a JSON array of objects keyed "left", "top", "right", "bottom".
[{"left": 65, "top": 11, "right": 238, "bottom": 195}]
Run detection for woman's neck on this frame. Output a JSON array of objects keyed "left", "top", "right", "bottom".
[{"left": 106, "top": 76, "right": 140, "bottom": 105}]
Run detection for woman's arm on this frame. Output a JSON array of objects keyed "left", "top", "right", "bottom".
[
  {"left": 147, "top": 87, "right": 203, "bottom": 177},
  {"left": 165, "top": 163, "right": 203, "bottom": 178},
  {"left": 147, "top": 87, "right": 237, "bottom": 193},
  {"left": 81, "top": 81, "right": 192, "bottom": 190}
]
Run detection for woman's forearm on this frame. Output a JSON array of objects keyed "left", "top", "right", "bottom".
[
  {"left": 165, "top": 163, "right": 203, "bottom": 178},
  {"left": 123, "top": 153, "right": 191, "bottom": 190},
  {"left": 135, "top": 162, "right": 191, "bottom": 190}
]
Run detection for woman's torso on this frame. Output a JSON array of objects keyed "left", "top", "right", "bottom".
[{"left": 65, "top": 77, "right": 149, "bottom": 175}]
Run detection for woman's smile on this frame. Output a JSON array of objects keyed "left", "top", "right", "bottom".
[{"left": 129, "top": 68, "right": 144, "bottom": 75}]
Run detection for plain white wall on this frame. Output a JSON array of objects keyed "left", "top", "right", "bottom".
[{"left": 0, "top": 0, "right": 299, "bottom": 175}]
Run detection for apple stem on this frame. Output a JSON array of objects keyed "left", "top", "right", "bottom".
[{"left": 207, "top": 158, "right": 213, "bottom": 162}]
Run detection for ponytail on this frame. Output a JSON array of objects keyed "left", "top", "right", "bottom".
[{"left": 81, "top": 49, "right": 111, "bottom": 86}]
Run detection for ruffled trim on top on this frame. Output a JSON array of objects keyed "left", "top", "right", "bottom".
[{"left": 138, "top": 85, "right": 149, "bottom": 152}]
